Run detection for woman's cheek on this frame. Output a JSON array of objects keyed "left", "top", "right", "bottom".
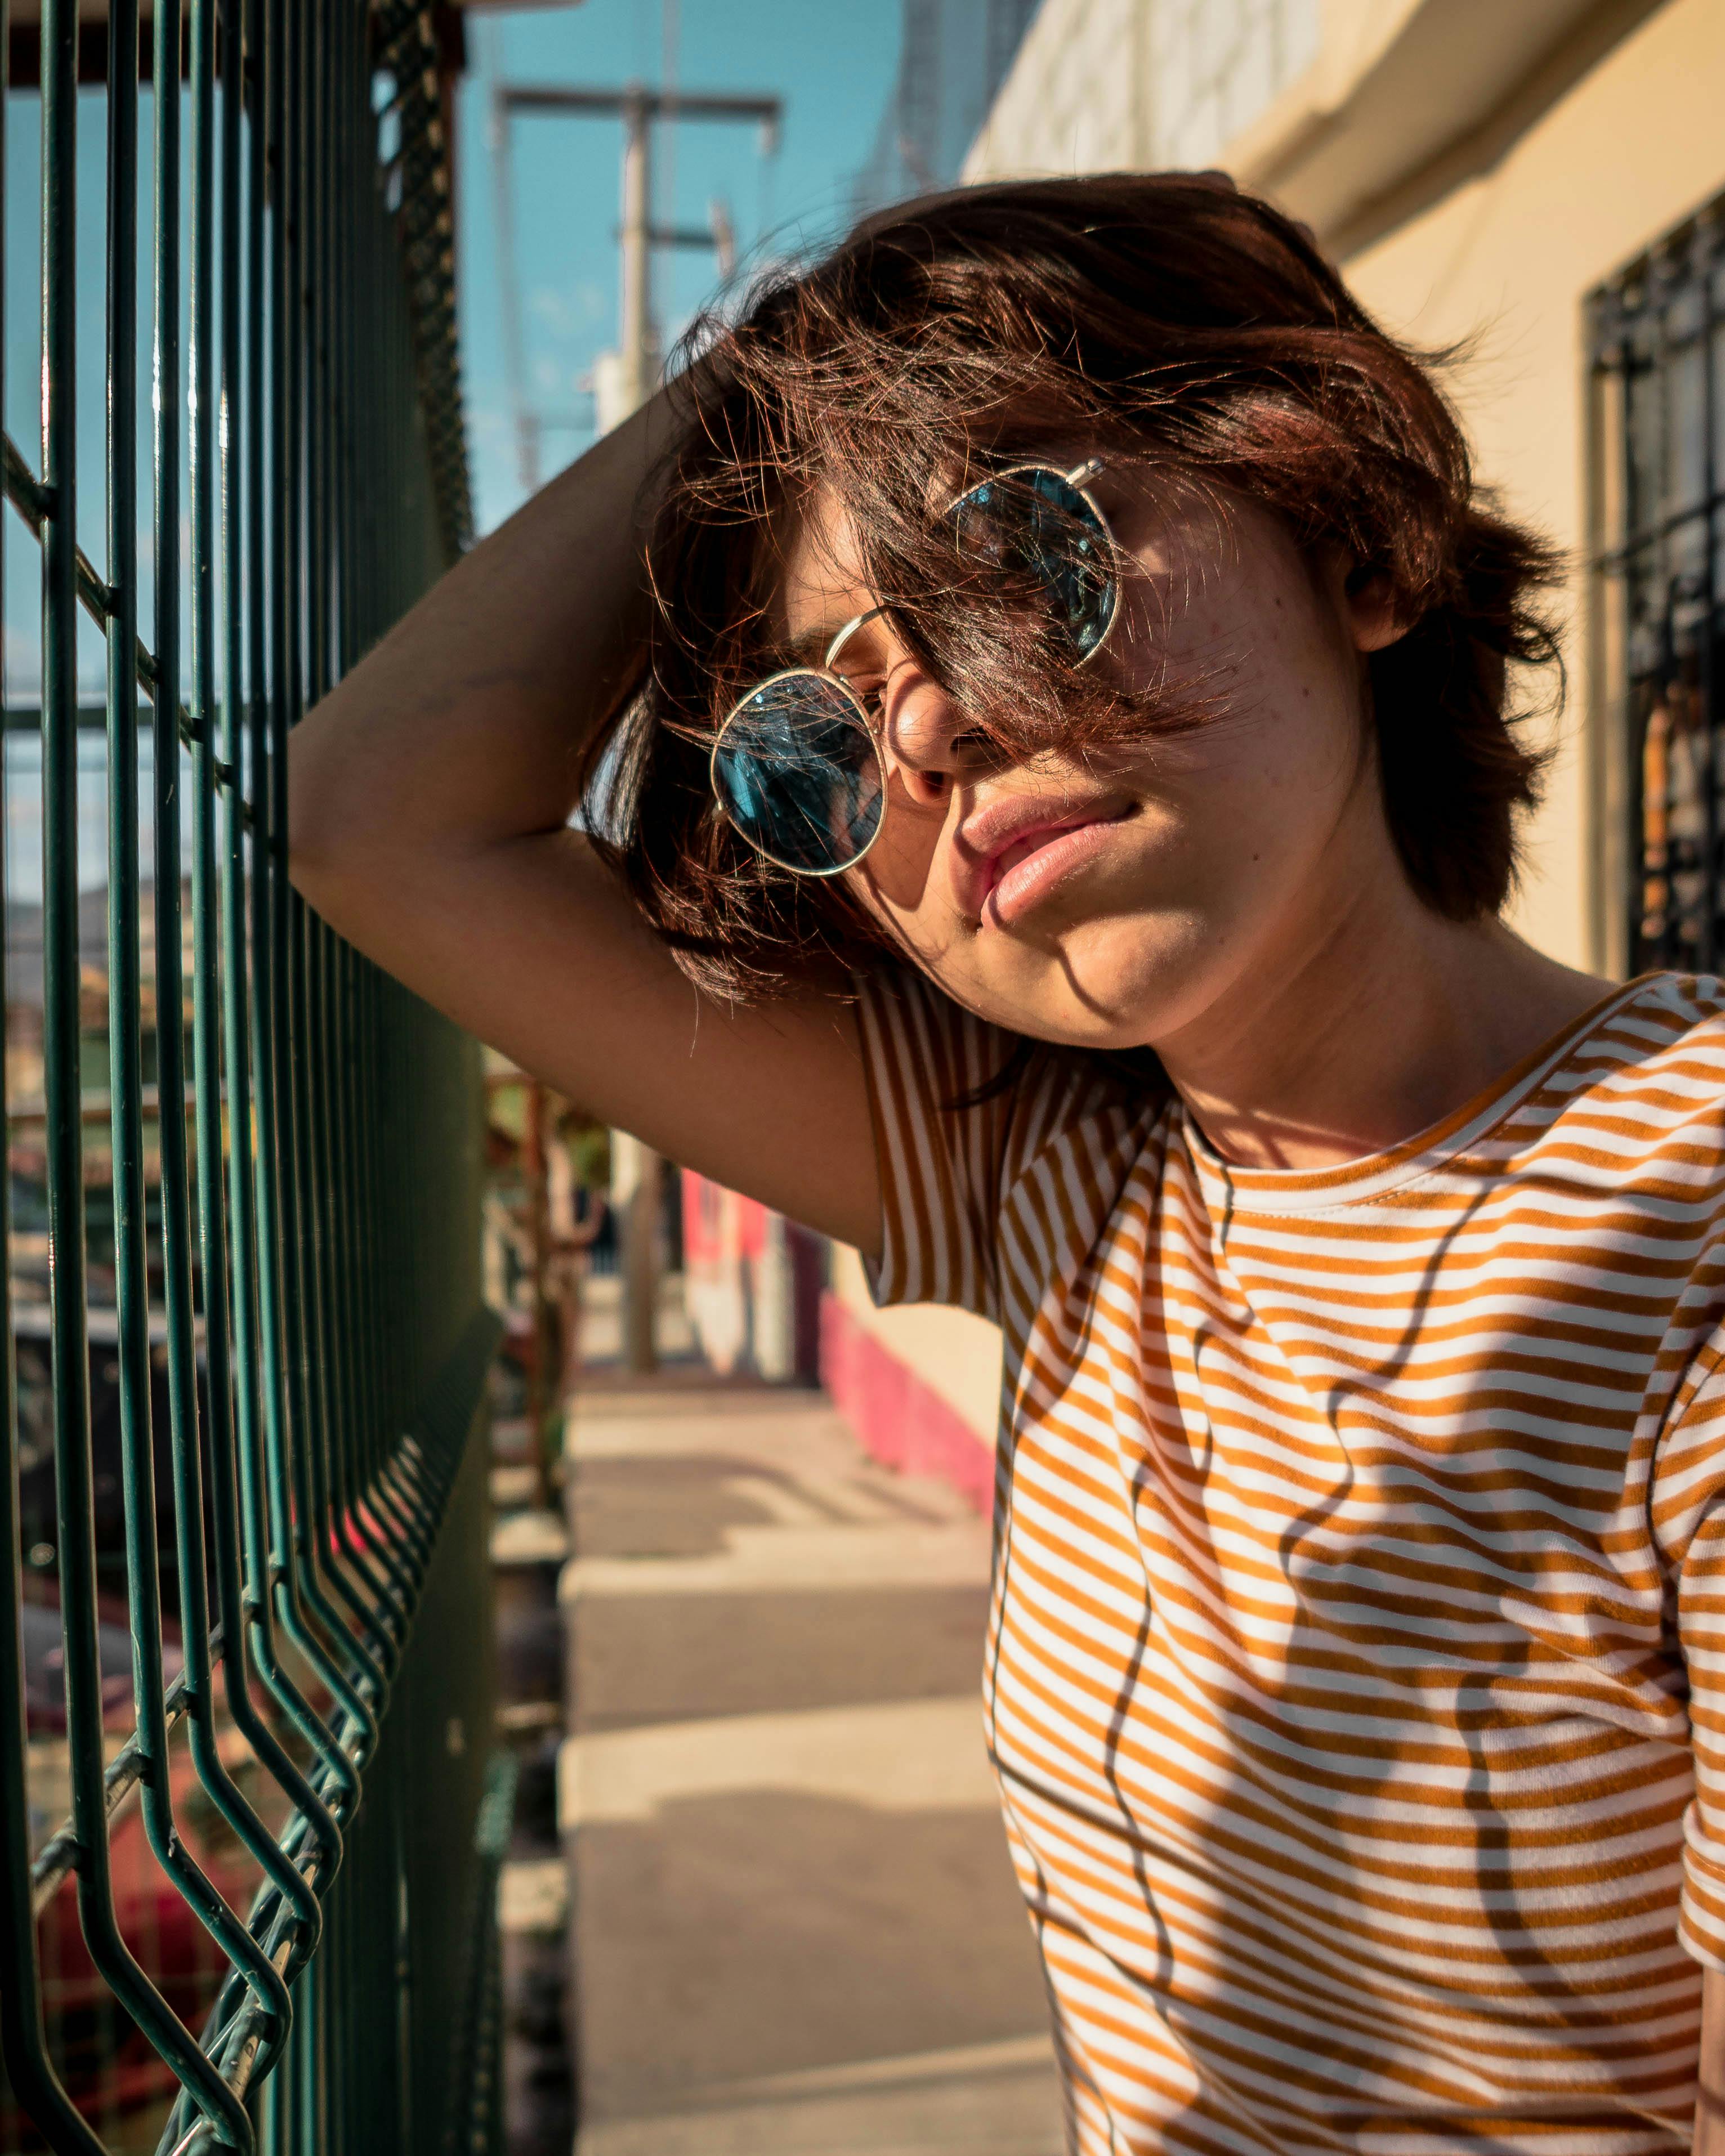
[{"left": 849, "top": 775, "right": 950, "bottom": 916}]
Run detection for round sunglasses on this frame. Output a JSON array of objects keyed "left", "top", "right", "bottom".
[{"left": 709, "top": 458, "right": 1119, "bottom": 878}]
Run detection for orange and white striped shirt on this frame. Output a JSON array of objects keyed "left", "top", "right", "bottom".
[{"left": 857, "top": 967, "right": 1725, "bottom": 2155}]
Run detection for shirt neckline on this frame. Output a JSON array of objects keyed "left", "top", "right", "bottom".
[{"left": 1177, "top": 975, "right": 1666, "bottom": 1216}]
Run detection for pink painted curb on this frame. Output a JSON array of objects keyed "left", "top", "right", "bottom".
[{"left": 819, "top": 1291, "right": 995, "bottom": 1515}]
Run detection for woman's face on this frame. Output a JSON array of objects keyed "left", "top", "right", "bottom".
[{"left": 776, "top": 461, "right": 1405, "bottom": 1052}]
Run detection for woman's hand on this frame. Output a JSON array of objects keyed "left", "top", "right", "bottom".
[{"left": 288, "top": 383, "right": 882, "bottom": 1255}]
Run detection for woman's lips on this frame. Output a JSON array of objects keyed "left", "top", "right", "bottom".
[{"left": 982, "top": 812, "right": 1130, "bottom": 928}]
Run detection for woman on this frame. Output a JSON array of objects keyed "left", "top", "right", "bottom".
[{"left": 290, "top": 175, "right": 1725, "bottom": 2153}]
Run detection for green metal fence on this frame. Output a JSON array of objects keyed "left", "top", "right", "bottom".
[{"left": 0, "top": 4, "right": 502, "bottom": 2150}]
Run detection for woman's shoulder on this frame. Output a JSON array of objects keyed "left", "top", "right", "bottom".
[
  {"left": 1584, "top": 970, "right": 1725, "bottom": 1083},
  {"left": 1547, "top": 972, "right": 1725, "bottom": 1194},
  {"left": 854, "top": 962, "right": 1171, "bottom": 1320},
  {"left": 855, "top": 962, "right": 1172, "bottom": 1135}
]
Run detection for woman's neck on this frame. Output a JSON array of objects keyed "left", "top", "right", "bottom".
[{"left": 1156, "top": 887, "right": 1614, "bottom": 1173}]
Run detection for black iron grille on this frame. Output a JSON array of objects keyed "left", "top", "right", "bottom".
[{"left": 1592, "top": 198, "right": 1725, "bottom": 977}]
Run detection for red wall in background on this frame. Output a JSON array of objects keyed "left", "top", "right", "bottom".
[
  {"left": 818, "top": 1292, "right": 995, "bottom": 1515},
  {"left": 680, "top": 1173, "right": 822, "bottom": 1381}
]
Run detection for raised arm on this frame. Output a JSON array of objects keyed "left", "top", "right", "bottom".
[{"left": 287, "top": 384, "right": 881, "bottom": 1255}]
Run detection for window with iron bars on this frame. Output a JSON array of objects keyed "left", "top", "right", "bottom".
[
  {"left": 0, "top": 6, "right": 506, "bottom": 2154},
  {"left": 1590, "top": 194, "right": 1725, "bottom": 981}
]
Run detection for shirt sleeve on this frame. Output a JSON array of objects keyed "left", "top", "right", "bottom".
[
  {"left": 1657, "top": 1334, "right": 1725, "bottom": 1970},
  {"left": 854, "top": 964, "right": 1155, "bottom": 1326}
]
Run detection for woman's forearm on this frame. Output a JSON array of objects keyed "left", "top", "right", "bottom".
[
  {"left": 277, "top": 363, "right": 881, "bottom": 1255},
  {"left": 288, "top": 379, "right": 685, "bottom": 889}
]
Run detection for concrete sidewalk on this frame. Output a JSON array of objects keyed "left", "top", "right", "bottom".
[{"left": 560, "top": 1379, "right": 1066, "bottom": 2156}]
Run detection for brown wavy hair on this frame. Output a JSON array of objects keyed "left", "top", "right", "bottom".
[{"left": 580, "top": 172, "right": 1562, "bottom": 1001}]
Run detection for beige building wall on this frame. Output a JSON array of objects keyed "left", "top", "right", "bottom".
[
  {"left": 968, "top": 0, "right": 1321, "bottom": 180},
  {"left": 966, "top": 0, "right": 1151, "bottom": 176},
  {"left": 1330, "top": 0, "right": 1725, "bottom": 969}
]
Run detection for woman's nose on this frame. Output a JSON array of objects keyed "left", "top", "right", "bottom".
[{"left": 882, "top": 672, "right": 986, "bottom": 805}]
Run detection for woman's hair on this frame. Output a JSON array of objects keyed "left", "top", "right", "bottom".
[{"left": 581, "top": 172, "right": 1562, "bottom": 1001}]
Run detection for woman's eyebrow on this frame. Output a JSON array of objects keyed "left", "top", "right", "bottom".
[
  {"left": 780, "top": 620, "right": 882, "bottom": 671},
  {"left": 781, "top": 624, "right": 839, "bottom": 668}
]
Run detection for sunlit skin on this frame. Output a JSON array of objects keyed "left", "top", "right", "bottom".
[{"left": 779, "top": 458, "right": 1609, "bottom": 1168}]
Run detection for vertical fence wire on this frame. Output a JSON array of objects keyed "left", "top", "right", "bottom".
[
  {"left": 0, "top": 14, "right": 104, "bottom": 2140},
  {"left": 1, "top": 5, "right": 499, "bottom": 2150}
]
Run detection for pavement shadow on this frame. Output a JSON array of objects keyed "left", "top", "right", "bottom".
[
  {"left": 571, "top": 1451, "right": 843, "bottom": 1559},
  {"left": 575, "top": 1583, "right": 994, "bottom": 1730},
  {"left": 574, "top": 1788, "right": 1052, "bottom": 2120}
]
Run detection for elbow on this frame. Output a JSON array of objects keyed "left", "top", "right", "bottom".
[
  {"left": 285, "top": 742, "right": 333, "bottom": 894},
  {"left": 286, "top": 708, "right": 366, "bottom": 907}
]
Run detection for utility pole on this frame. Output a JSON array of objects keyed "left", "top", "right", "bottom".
[
  {"left": 645, "top": 202, "right": 738, "bottom": 287},
  {"left": 618, "top": 84, "right": 655, "bottom": 413},
  {"left": 498, "top": 80, "right": 780, "bottom": 1374},
  {"left": 500, "top": 83, "right": 779, "bottom": 425}
]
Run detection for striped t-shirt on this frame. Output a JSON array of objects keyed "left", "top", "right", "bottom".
[{"left": 856, "top": 967, "right": 1725, "bottom": 2155}]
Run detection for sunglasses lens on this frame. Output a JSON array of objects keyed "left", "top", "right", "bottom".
[
  {"left": 949, "top": 468, "right": 1117, "bottom": 660},
  {"left": 713, "top": 672, "right": 886, "bottom": 875}
]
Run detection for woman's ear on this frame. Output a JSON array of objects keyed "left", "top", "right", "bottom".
[{"left": 1340, "top": 561, "right": 1405, "bottom": 655}]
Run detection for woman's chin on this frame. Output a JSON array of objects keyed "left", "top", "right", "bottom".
[{"left": 940, "top": 918, "right": 1214, "bottom": 1053}]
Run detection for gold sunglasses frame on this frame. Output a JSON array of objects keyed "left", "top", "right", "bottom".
[{"left": 707, "top": 457, "right": 1116, "bottom": 879}]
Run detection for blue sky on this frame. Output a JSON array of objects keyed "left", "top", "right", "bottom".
[
  {"left": 460, "top": 0, "right": 905, "bottom": 534},
  {"left": 0, "top": 5, "right": 903, "bottom": 894},
  {"left": 0, "top": 3, "right": 906, "bottom": 676}
]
